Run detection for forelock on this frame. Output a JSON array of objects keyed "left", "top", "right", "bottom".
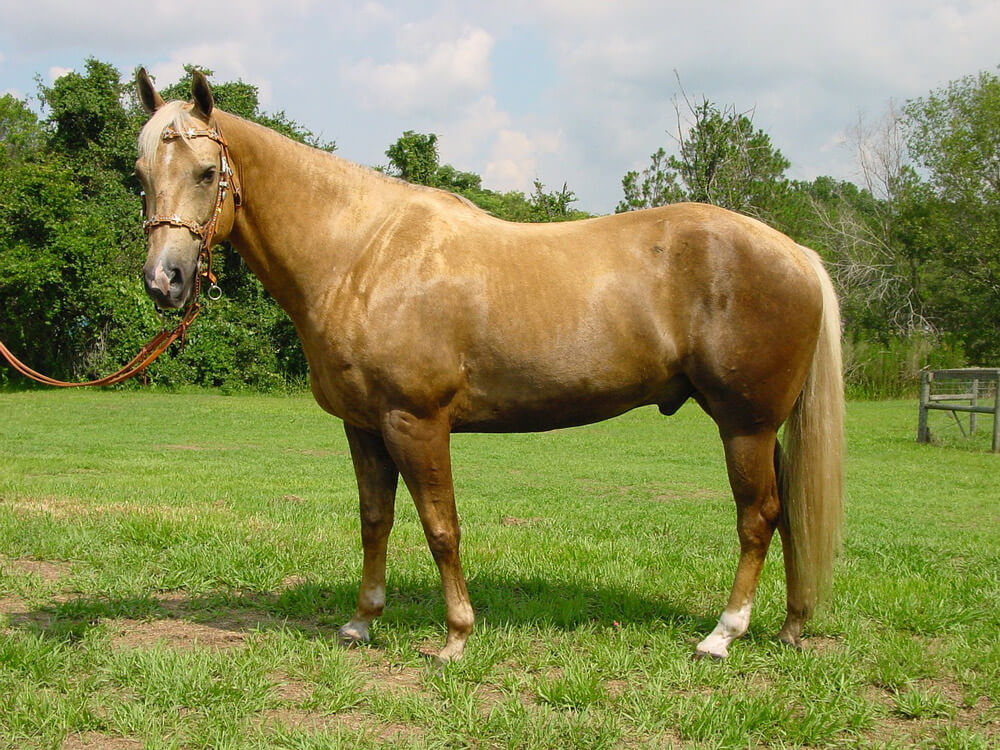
[{"left": 137, "top": 101, "right": 191, "bottom": 167}]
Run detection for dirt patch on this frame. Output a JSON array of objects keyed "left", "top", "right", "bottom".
[
  {"left": 863, "top": 682, "right": 999, "bottom": 746},
  {"left": 363, "top": 658, "right": 425, "bottom": 694},
  {"left": 108, "top": 618, "right": 247, "bottom": 650},
  {"left": 865, "top": 713, "right": 945, "bottom": 746},
  {"left": 280, "top": 574, "right": 310, "bottom": 588},
  {"left": 1, "top": 556, "right": 74, "bottom": 582},
  {"left": 476, "top": 683, "right": 509, "bottom": 710},
  {"left": 501, "top": 516, "right": 545, "bottom": 527},
  {"left": 606, "top": 679, "right": 630, "bottom": 699},
  {"left": 61, "top": 733, "right": 142, "bottom": 749},
  {"left": 5, "top": 496, "right": 90, "bottom": 520},
  {"left": 0, "top": 595, "right": 30, "bottom": 629},
  {"left": 268, "top": 671, "right": 313, "bottom": 703},
  {"left": 805, "top": 635, "right": 844, "bottom": 655},
  {"left": 259, "top": 708, "right": 343, "bottom": 734},
  {"left": 6, "top": 496, "right": 209, "bottom": 523}
]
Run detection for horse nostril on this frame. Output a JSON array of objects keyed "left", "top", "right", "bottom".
[{"left": 168, "top": 266, "right": 184, "bottom": 289}]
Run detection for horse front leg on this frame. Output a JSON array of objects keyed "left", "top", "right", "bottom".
[
  {"left": 338, "top": 423, "right": 399, "bottom": 646},
  {"left": 697, "top": 430, "right": 781, "bottom": 659},
  {"left": 380, "top": 408, "right": 474, "bottom": 663}
]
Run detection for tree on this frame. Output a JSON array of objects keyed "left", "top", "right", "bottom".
[
  {"left": 618, "top": 95, "right": 789, "bottom": 219},
  {"left": 0, "top": 94, "right": 42, "bottom": 161},
  {"left": 529, "top": 179, "right": 585, "bottom": 221},
  {"left": 617, "top": 147, "right": 684, "bottom": 213},
  {"left": 902, "top": 68, "right": 1000, "bottom": 360},
  {"left": 385, "top": 130, "right": 440, "bottom": 185},
  {"left": 805, "top": 105, "right": 933, "bottom": 337}
]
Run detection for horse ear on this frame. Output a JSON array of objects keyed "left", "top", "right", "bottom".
[
  {"left": 136, "top": 67, "right": 165, "bottom": 114},
  {"left": 191, "top": 70, "right": 214, "bottom": 120}
]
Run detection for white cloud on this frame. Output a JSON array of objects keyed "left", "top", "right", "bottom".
[
  {"left": 341, "top": 27, "right": 494, "bottom": 115},
  {"left": 148, "top": 41, "right": 279, "bottom": 106},
  {"left": 437, "top": 96, "right": 510, "bottom": 163},
  {"left": 353, "top": 1, "right": 396, "bottom": 30},
  {"left": 485, "top": 128, "right": 564, "bottom": 193},
  {"left": 48, "top": 65, "right": 73, "bottom": 82}
]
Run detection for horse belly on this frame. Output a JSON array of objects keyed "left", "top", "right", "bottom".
[{"left": 453, "top": 335, "right": 681, "bottom": 432}]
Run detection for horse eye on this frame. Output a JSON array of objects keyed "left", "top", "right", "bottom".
[{"left": 199, "top": 167, "right": 217, "bottom": 184}]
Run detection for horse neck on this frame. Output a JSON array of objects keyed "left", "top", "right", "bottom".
[{"left": 218, "top": 111, "right": 384, "bottom": 320}]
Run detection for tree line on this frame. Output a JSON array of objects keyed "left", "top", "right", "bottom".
[{"left": 1, "top": 58, "right": 997, "bottom": 393}]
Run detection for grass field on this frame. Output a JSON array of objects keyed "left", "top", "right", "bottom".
[{"left": 0, "top": 390, "right": 998, "bottom": 749}]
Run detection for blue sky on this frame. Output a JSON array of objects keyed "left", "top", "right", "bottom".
[{"left": 2, "top": 0, "right": 998, "bottom": 213}]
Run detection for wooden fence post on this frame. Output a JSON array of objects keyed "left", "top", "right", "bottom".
[
  {"left": 970, "top": 378, "right": 978, "bottom": 435},
  {"left": 993, "top": 372, "right": 1000, "bottom": 454},
  {"left": 918, "top": 371, "right": 931, "bottom": 443}
]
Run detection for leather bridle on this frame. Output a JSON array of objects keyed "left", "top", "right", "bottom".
[
  {"left": 0, "top": 120, "right": 241, "bottom": 387},
  {"left": 143, "top": 122, "right": 242, "bottom": 299}
]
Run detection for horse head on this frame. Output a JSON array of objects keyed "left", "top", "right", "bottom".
[{"left": 135, "top": 69, "right": 237, "bottom": 309}]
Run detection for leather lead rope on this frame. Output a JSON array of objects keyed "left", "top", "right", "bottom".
[{"left": 0, "top": 121, "right": 238, "bottom": 387}]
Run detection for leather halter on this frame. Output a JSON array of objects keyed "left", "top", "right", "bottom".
[{"left": 142, "top": 122, "right": 242, "bottom": 294}]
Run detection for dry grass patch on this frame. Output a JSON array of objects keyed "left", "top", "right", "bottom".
[
  {"left": 804, "top": 635, "right": 845, "bottom": 655},
  {"left": 107, "top": 617, "right": 248, "bottom": 650},
  {"left": 357, "top": 654, "right": 425, "bottom": 694},
  {"left": 1, "top": 555, "right": 74, "bottom": 582},
  {"left": 61, "top": 733, "right": 143, "bottom": 749},
  {"left": 501, "top": 515, "right": 545, "bottom": 527}
]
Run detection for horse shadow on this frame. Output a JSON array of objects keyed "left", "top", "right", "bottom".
[{"left": 4, "top": 572, "right": 716, "bottom": 649}]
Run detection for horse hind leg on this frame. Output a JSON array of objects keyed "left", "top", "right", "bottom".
[{"left": 696, "top": 429, "right": 781, "bottom": 659}]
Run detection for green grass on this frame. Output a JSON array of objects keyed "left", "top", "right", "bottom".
[{"left": 0, "top": 390, "right": 998, "bottom": 748}]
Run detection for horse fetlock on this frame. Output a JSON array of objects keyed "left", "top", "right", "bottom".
[
  {"left": 696, "top": 603, "right": 751, "bottom": 659},
  {"left": 777, "top": 617, "right": 804, "bottom": 649}
]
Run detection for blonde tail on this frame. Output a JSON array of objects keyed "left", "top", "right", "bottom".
[{"left": 780, "top": 246, "right": 845, "bottom": 613}]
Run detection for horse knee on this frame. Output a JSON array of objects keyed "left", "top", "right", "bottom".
[
  {"left": 360, "top": 507, "right": 393, "bottom": 534},
  {"left": 424, "top": 526, "right": 460, "bottom": 561}
]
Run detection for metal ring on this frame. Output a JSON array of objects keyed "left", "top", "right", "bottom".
[{"left": 207, "top": 284, "right": 223, "bottom": 301}]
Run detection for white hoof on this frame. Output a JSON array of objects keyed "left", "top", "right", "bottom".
[
  {"left": 695, "top": 634, "right": 730, "bottom": 659},
  {"left": 337, "top": 620, "right": 371, "bottom": 645},
  {"left": 696, "top": 603, "right": 751, "bottom": 660}
]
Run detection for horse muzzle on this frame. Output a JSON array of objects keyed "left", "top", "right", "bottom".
[{"left": 143, "top": 259, "right": 191, "bottom": 309}]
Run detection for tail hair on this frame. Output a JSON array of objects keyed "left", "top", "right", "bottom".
[{"left": 780, "top": 246, "right": 845, "bottom": 612}]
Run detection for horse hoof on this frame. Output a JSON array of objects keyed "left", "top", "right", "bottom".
[
  {"left": 693, "top": 648, "right": 726, "bottom": 661},
  {"left": 337, "top": 621, "right": 370, "bottom": 647},
  {"left": 778, "top": 634, "right": 803, "bottom": 651},
  {"left": 433, "top": 645, "right": 465, "bottom": 665}
]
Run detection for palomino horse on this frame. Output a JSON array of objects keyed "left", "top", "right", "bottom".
[{"left": 135, "top": 70, "right": 843, "bottom": 662}]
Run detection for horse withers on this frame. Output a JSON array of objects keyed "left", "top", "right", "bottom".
[{"left": 135, "top": 69, "right": 843, "bottom": 662}]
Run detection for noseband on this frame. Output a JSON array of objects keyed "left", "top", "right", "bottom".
[{"left": 142, "top": 123, "right": 242, "bottom": 299}]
